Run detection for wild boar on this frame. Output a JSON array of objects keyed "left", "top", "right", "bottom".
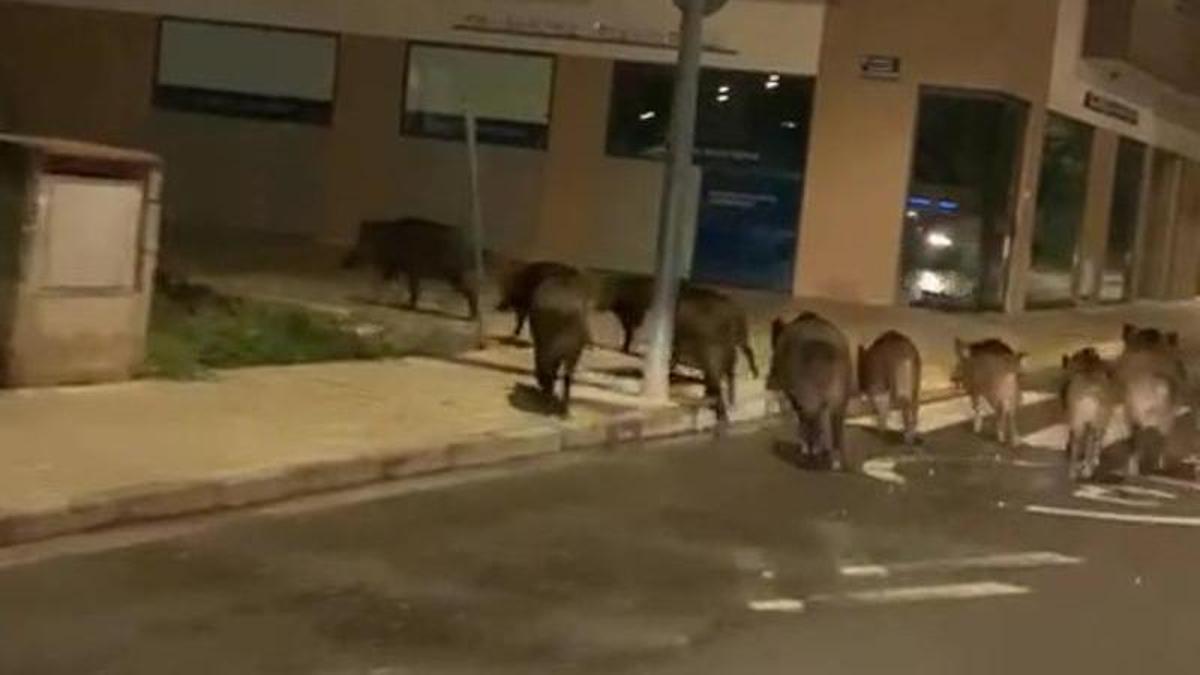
[
  {"left": 1060, "top": 348, "right": 1115, "bottom": 481},
  {"left": 530, "top": 269, "right": 591, "bottom": 416},
  {"left": 952, "top": 338, "right": 1023, "bottom": 450},
  {"left": 768, "top": 313, "right": 852, "bottom": 470},
  {"left": 496, "top": 261, "right": 577, "bottom": 338},
  {"left": 859, "top": 331, "right": 922, "bottom": 446},
  {"left": 342, "top": 218, "right": 479, "bottom": 319},
  {"left": 1116, "top": 325, "right": 1182, "bottom": 476}
]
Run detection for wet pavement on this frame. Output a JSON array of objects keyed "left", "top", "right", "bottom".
[{"left": 4, "top": 381, "right": 1200, "bottom": 674}]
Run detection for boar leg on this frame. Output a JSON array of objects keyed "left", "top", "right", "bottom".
[
  {"left": 901, "top": 396, "right": 919, "bottom": 446},
  {"left": 704, "top": 369, "right": 728, "bottom": 426},
  {"left": 1004, "top": 403, "right": 1020, "bottom": 450},
  {"left": 560, "top": 361, "right": 577, "bottom": 419},
  {"left": 870, "top": 393, "right": 891, "bottom": 436},
  {"left": 832, "top": 408, "right": 848, "bottom": 471},
  {"left": 1155, "top": 416, "right": 1174, "bottom": 473},
  {"left": 619, "top": 316, "right": 638, "bottom": 354},
  {"left": 405, "top": 274, "right": 421, "bottom": 310},
  {"left": 740, "top": 344, "right": 760, "bottom": 379},
  {"left": 818, "top": 408, "right": 839, "bottom": 471},
  {"left": 971, "top": 396, "right": 984, "bottom": 435},
  {"left": 725, "top": 349, "right": 738, "bottom": 407},
  {"left": 1066, "top": 429, "right": 1080, "bottom": 481},
  {"left": 1083, "top": 426, "right": 1103, "bottom": 481},
  {"left": 1126, "top": 426, "right": 1143, "bottom": 478}
]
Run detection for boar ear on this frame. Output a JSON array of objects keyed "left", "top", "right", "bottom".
[
  {"left": 1061, "top": 355, "right": 1070, "bottom": 370},
  {"left": 1123, "top": 324, "right": 1136, "bottom": 343},
  {"left": 1169, "top": 332, "right": 1180, "bottom": 347},
  {"left": 771, "top": 318, "right": 785, "bottom": 346}
]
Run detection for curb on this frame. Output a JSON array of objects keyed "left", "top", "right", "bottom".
[
  {"left": 0, "top": 393, "right": 781, "bottom": 549},
  {"left": 0, "top": 347, "right": 1103, "bottom": 549}
]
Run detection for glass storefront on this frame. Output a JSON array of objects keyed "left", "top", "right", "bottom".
[
  {"left": 607, "top": 63, "right": 813, "bottom": 292},
  {"left": 900, "top": 90, "right": 1025, "bottom": 311},
  {"left": 1027, "top": 113, "right": 1093, "bottom": 307},
  {"left": 1099, "top": 137, "right": 1147, "bottom": 302}
]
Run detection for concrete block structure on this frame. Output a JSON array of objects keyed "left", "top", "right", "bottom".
[
  {"left": 1, "top": 0, "right": 1196, "bottom": 313},
  {"left": 0, "top": 134, "right": 161, "bottom": 386}
]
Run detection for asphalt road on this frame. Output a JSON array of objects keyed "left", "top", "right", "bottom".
[{"left": 3, "top": 388, "right": 1200, "bottom": 674}]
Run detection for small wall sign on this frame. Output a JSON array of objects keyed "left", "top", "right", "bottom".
[
  {"left": 860, "top": 55, "right": 901, "bottom": 80},
  {"left": 1084, "top": 91, "right": 1139, "bottom": 125}
]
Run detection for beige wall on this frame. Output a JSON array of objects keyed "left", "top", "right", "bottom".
[
  {"left": 0, "top": 0, "right": 706, "bottom": 275},
  {"left": 795, "top": 0, "right": 1061, "bottom": 306},
  {"left": 535, "top": 57, "right": 668, "bottom": 275},
  {"left": 16, "top": 0, "right": 827, "bottom": 76},
  {"left": 0, "top": 1, "right": 550, "bottom": 253},
  {"left": 1050, "top": 0, "right": 1200, "bottom": 163}
]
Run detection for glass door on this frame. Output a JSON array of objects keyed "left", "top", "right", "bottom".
[
  {"left": 692, "top": 168, "right": 800, "bottom": 291},
  {"left": 1027, "top": 113, "right": 1093, "bottom": 308},
  {"left": 1099, "top": 137, "right": 1147, "bottom": 302},
  {"left": 900, "top": 89, "right": 1026, "bottom": 311}
]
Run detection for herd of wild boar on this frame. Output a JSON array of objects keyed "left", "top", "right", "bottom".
[{"left": 346, "top": 218, "right": 1195, "bottom": 481}]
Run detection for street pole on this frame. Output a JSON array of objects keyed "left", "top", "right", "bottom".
[
  {"left": 642, "top": 0, "right": 723, "bottom": 401},
  {"left": 464, "top": 111, "right": 487, "bottom": 348}
]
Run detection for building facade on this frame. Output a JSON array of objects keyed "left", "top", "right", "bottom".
[{"left": 1, "top": 0, "right": 1198, "bottom": 312}]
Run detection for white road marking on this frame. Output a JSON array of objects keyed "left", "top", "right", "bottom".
[
  {"left": 839, "top": 563, "right": 890, "bottom": 578},
  {"left": 1008, "top": 459, "right": 1059, "bottom": 469},
  {"left": 850, "top": 392, "right": 1055, "bottom": 435},
  {"left": 1073, "top": 485, "right": 1162, "bottom": 508},
  {"left": 1026, "top": 504, "right": 1200, "bottom": 527},
  {"left": 1116, "top": 485, "right": 1177, "bottom": 500},
  {"left": 839, "top": 551, "right": 1083, "bottom": 579},
  {"left": 861, "top": 457, "right": 907, "bottom": 485},
  {"left": 748, "top": 598, "right": 806, "bottom": 613},
  {"left": 1145, "top": 475, "right": 1200, "bottom": 493},
  {"left": 809, "top": 581, "right": 1031, "bottom": 607}
]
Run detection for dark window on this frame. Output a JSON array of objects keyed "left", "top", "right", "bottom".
[
  {"left": 153, "top": 19, "right": 338, "bottom": 125},
  {"left": 402, "top": 44, "right": 554, "bottom": 149},
  {"left": 606, "top": 62, "right": 813, "bottom": 173}
]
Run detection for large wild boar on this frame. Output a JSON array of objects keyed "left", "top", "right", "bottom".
[
  {"left": 1117, "top": 324, "right": 1182, "bottom": 476},
  {"left": 496, "top": 261, "right": 577, "bottom": 338},
  {"left": 595, "top": 273, "right": 655, "bottom": 354},
  {"left": 1123, "top": 323, "right": 1200, "bottom": 432},
  {"left": 768, "top": 313, "right": 852, "bottom": 470},
  {"left": 342, "top": 218, "right": 479, "bottom": 319},
  {"left": 595, "top": 274, "right": 758, "bottom": 379},
  {"left": 673, "top": 286, "right": 760, "bottom": 424},
  {"left": 859, "top": 331, "right": 922, "bottom": 446},
  {"left": 952, "top": 338, "right": 1023, "bottom": 449},
  {"left": 1060, "top": 348, "right": 1115, "bottom": 481},
  {"left": 530, "top": 269, "right": 591, "bottom": 417}
]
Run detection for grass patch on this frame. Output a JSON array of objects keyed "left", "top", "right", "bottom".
[{"left": 144, "top": 278, "right": 403, "bottom": 380}]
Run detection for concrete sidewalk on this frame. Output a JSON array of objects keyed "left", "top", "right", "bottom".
[{"left": 3, "top": 294, "right": 1200, "bottom": 547}]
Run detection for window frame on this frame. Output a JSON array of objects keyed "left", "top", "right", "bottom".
[
  {"left": 151, "top": 16, "right": 341, "bottom": 126},
  {"left": 400, "top": 41, "right": 557, "bottom": 150}
]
